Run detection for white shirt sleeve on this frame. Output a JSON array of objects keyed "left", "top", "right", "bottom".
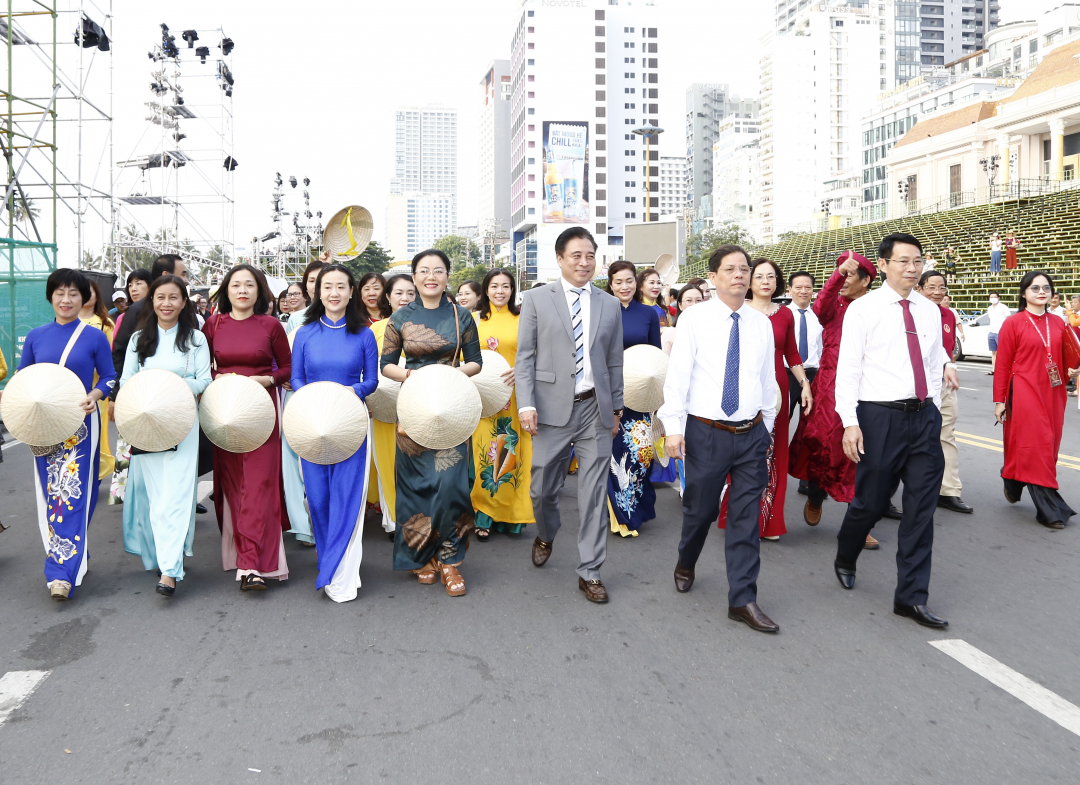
[
  {"left": 658, "top": 317, "right": 694, "bottom": 437},
  {"left": 760, "top": 322, "right": 777, "bottom": 434},
  {"left": 834, "top": 301, "right": 866, "bottom": 429}
]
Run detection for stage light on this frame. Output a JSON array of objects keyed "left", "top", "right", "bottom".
[
  {"left": 182, "top": 30, "right": 198, "bottom": 48},
  {"left": 305, "top": 211, "right": 312, "bottom": 219},
  {"left": 303, "top": 177, "right": 310, "bottom": 187},
  {"left": 217, "top": 62, "right": 234, "bottom": 86},
  {"left": 196, "top": 46, "right": 209, "bottom": 63},
  {"left": 289, "top": 176, "right": 297, "bottom": 189},
  {"left": 76, "top": 15, "right": 110, "bottom": 51},
  {"left": 173, "top": 131, "right": 186, "bottom": 143},
  {"left": 220, "top": 37, "right": 234, "bottom": 56},
  {"left": 316, "top": 211, "right": 322, "bottom": 219},
  {"left": 274, "top": 173, "right": 282, "bottom": 186},
  {"left": 224, "top": 156, "right": 238, "bottom": 171}
]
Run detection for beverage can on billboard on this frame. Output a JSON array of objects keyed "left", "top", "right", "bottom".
[{"left": 542, "top": 121, "right": 589, "bottom": 224}]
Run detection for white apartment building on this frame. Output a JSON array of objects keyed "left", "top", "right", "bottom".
[
  {"left": 683, "top": 84, "right": 759, "bottom": 220},
  {"left": 508, "top": 0, "right": 663, "bottom": 282},
  {"left": 385, "top": 193, "right": 456, "bottom": 261},
  {"left": 478, "top": 61, "right": 512, "bottom": 246},
  {"left": 711, "top": 117, "right": 761, "bottom": 239},
  {"left": 657, "top": 155, "right": 685, "bottom": 217},
  {"left": 758, "top": 3, "right": 878, "bottom": 242},
  {"left": 387, "top": 104, "right": 458, "bottom": 256}
]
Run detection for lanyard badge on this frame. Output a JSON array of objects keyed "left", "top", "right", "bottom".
[{"left": 1027, "top": 315, "right": 1062, "bottom": 387}]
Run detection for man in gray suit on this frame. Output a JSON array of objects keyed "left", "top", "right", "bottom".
[{"left": 516, "top": 227, "right": 624, "bottom": 603}]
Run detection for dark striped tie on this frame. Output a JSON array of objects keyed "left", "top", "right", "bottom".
[{"left": 570, "top": 287, "right": 584, "bottom": 385}]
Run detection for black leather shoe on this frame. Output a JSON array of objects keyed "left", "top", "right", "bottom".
[
  {"left": 727, "top": 602, "right": 779, "bottom": 633},
  {"left": 938, "top": 495, "right": 974, "bottom": 513},
  {"left": 673, "top": 562, "right": 694, "bottom": 593},
  {"left": 156, "top": 581, "right": 175, "bottom": 597},
  {"left": 195, "top": 502, "right": 208, "bottom": 514},
  {"left": 797, "top": 482, "right": 809, "bottom": 496},
  {"left": 883, "top": 504, "right": 903, "bottom": 520},
  {"left": 834, "top": 561, "right": 856, "bottom": 589},
  {"left": 893, "top": 603, "right": 948, "bottom": 628},
  {"left": 531, "top": 537, "right": 553, "bottom": 567}
]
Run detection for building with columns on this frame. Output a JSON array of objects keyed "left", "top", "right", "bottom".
[{"left": 884, "top": 37, "right": 1080, "bottom": 214}]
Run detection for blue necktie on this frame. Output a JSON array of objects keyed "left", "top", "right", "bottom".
[
  {"left": 722, "top": 312, "right": 740, "bottom": 417},
  {"left": 798, "top": 308, "right": 809, "bottom": 363},
  {"left": 570, "top": 288, "right": 584, "bottom": 385}
]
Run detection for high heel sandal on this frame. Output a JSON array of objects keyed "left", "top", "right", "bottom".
[
  {"left": 438, "top": 562, "right": 466, "bottom": 597},
  {"left": 410, "top": 557, "right": 438, "bottom": 585}
]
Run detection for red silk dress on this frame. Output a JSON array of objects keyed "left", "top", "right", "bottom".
[
  {"left": 993, "top": 311, "right": 1068, "bottom": 489},
  {"left": 204, "top": 313, "right": 292, "bottom": 579},
  {"left": 788, "top": 268, "right": 857, "bottom": 503},
  {"left": 718, "top": 306, "right": 804, "bottom": 537}
]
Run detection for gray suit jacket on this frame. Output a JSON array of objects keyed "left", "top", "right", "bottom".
[{"left": 516, "top": 281, "right": 624, "bottom": 429}]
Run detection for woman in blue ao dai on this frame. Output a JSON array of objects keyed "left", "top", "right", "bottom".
[
  {"left": 290, "top": 265, "right": 379, "bottom": 602},
  {"left": 18, "top": 269, "right": 116, "bottom": 600},
  {"left": 120, "top": 276, "right": 212, "bottom": 596}
]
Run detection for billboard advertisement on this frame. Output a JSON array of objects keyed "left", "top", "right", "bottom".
[{"left": 542, "top": 121, "right": 589, "bottom": 224}]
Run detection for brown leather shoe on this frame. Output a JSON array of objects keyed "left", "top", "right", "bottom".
[
  {"left": 727, "top": 601, "right": 779, "bottom": 633},
  {"left": 864, "top": 534, "right": 880, "bottom": 550},
  {"left": 674, "top": 562, "right": 694, "bottom": 593},
  {"left": 803, "top": 499, "right": 822, "bottom": 526},
  {"left": 531, "top": 537, "right": 553, "bottom": 567},
  {"left": 578, "top": 577, "right": 609, "bottom": 603}
]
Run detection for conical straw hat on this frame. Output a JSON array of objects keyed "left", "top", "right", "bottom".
[
  {"left": 472, "top": 350, "right": 513, "bottom": 418},
  {"left": 650, "top": 414, "right": 669, "bottom": 467},
  {"left": 199, "top": 374, "right": 276, "bottom": 453},
  {"left": 397, "top": 364, "right": 482, "bottom": 450},
  {"left": 283, "top": 381, "right": 368, "bottom": 464},
  {"left": 367, "top": 374, "right": 401, "bottom": 424},
  {"left": 0, "top": 363, "right": 86, "bottom": 447},
  {"left": 622, "top": 344, "right": 668, "bottom": 413},
  {"left": 323, "top": 205, "right": 373, "bottom": 262},
  {"left": 114, "top": 368, "right": 197, "bottom": 452}
]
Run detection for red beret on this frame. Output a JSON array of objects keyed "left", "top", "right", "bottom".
[{"left": 835, "top": 252, "right": 878, "bottom": 280}]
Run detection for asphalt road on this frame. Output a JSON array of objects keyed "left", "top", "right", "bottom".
[{"left": 1, "top": 359, "right": 1078, "bottom": 783}]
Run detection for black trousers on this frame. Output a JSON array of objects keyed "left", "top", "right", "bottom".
[
  {"left": 836, "top": 402, "right": 944, "bottom": 606},
  {"left": 787, "top": 366, "right": 817, "bottom": 421},
  {"left": 679, "top": 416, "right": 770, "bottom": 607}
]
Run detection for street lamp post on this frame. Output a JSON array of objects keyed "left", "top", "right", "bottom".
[{"left": 632, "top": 126, "right": 664, "bottom": 222}]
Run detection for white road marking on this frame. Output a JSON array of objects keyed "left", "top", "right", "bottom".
[
  {"left": 1, "top": 438, "right": 21, "bottom": 451},
  {"left": 958, "top": 386, "right": 978, "bottom": 391},
  {"left": 197, "top": 480, "right": 213, "bottom": 503},
  {"left": 930, "top": 640, "right": 1080, "bottom": 737},
  {"left": 0, "top": 670, "right": 50, "bottom": 728}
]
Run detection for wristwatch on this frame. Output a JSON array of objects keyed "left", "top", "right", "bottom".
[{"left": 614, "top": 409, "right": 624, "bottom": 419}]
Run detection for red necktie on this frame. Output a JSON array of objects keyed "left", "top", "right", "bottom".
[{"left": 899, "top": 299, "right": 928, "bottom": 401}]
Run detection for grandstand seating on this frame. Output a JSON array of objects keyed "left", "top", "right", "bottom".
[{"left": 685, "top": 188, "right": 1080, "bottom": 316}]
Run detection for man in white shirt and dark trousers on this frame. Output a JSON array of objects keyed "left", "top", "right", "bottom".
[
  {"left": 786, "top": 271, "right": 822, "bottom": 420},
  {"left": 660, "top": 245, "right": 780, "bottom": 633},
  {"left": 986, "top": 291, "right": 1011, "bottom": 375},
  {"left": 833, "top": 233, "right": 955, "bottom": 629}
]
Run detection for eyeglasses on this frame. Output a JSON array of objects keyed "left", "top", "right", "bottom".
[
  {"left": 287, "top": 292, "right": 303, "bottom": 298},
  {"left": 1027, "top": 285, "right": 1052, "bottom": 293},
  {"left": 885, "top": 258, "right": 924, "bottom": 268},
  {"left": 752, "top": 274, "right": 777, "bottom": 281},
  {"left": 416, "top": 268, "right": 447, "bottom": 278}
]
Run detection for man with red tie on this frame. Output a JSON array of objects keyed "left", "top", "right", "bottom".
[{"left": 832, "top": 233, "right": 956, "bottom": 629}]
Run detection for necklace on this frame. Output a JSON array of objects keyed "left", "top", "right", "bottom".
[{"left": 320, "top": 317, "right": 346, "bottom": 329}]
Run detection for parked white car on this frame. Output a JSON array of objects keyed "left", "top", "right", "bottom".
[{"left": 955, "top": 309, "right": 1017, "bottom": 360}]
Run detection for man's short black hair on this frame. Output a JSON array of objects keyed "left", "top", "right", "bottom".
[
  {"left": 788, "top": 270, "right": 815, "bottom": 288},
  {"left": 555, "top": 227, "right": 597, "bottom": 256},
  {"left": 151, "top": 254, "right": 183, "bottom": 280},
  {"left": 918, "top": 269, "right": 947, "bottom": 288},
  {"left": 708, "top": 244, "right": 751, "bottom": 274},
  {"left": 878, "top": 233, "right": 923, "bottom": 261},
  {"left": 46, "top": 268, "right": 91, "bottom": 303}
]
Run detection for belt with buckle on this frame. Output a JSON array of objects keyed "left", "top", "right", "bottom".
[
  {"left": 690, "top": 412, "right": 763, "bottom": 434},
  {"left": 573, "top": 389, "right": 596, "bottom": 403},
  {"left": 863, "top": 399, "right": 931, "bottom": 413}
]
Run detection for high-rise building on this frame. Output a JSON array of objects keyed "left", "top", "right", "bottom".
[
  {"left": 388, "top": 104, "right": 458, "bottom": 252},
  {"left": 914, "top": 1, "right": 999, "bottom": 72},
  {"left": 478, "top": 60, "right": 512, "bottom": 256},
  {"left": 684, "top": 84, "right": 758, "bottom": 220},
  {"left": 657, "top": 156, "right": 685, "bottom": 217},
  {"left": 508, "top": 0, "right": 663, "bottom": 282},
  {"left": 711, "top": 117, "right": 761, "bottom": 239},
  {"left": 759, "top": 3, "right": 878, "bottom": 242},
  {"left": 385, "top": 193, "right": 456, "bottom": 261}
]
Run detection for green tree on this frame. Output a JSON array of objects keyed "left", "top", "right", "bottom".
[
  {"left": 449, "top": 263, "right": 490, "bottom": 295},
  {"left": 687, "top": 223, "right": 761, "bottom": 270},
  {"left": 433, "top": 234, "right": 481, "bottom": 270},
  {"left": 341, "top": 239, "right": 392, "bottom": 279},
  {"left": 12, "top": 196, "right": 40, "bottom": 227}
]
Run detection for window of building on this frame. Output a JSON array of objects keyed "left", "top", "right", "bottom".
[
  {"left": 528, "top": 108, "right": 534, "bottom": 114},
  {"left": 527, "top": 58, "right": 534, "bottom": 65},
  {"left": 528, "top": 157, "right": 535, "bottom": 165},
  {"left": 528, "top": 208, "right": 535, "bottom": 214},
  {"left": 528, "top": 91, "right": 534, "bottom": 98},
  {"left": 528, "top": 42, "right": 534, "bottom": 49},
  {"left": 527, "top": 26, "right": 534, "bottom": 33}
]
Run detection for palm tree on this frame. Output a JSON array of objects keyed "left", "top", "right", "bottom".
[{"left": 12, "top": 196, "right": 40, "bottom": 227}]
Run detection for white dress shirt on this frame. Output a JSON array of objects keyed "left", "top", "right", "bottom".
[
  {"left": 1049, "top": 305, "right": 1067, "bottom": 322},
  {"left": 835, "top": 285, "right": 946, "bottom": 429},
  {"left": 785, "top": 302, "right": 823, "bottom": 369},
  {"left": 658, "top": 298, "right": 777, "bottom": 437},
  {"left": 987, "top": 301, "right": 1011, "bottom": 333},
  {"left": 561, "top": 276, "right": 595, "bottom": 395}
]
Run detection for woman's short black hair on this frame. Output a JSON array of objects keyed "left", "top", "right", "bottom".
[
  {"left": 214, "top": 264, "right": 274, "bottom": 316},
  {"left": 46, "top": 268, "right": 91, "bottom": 303},
  {"left": 671, "top": 281, "right": 704, "bottom": 325},
  {"left": 379, "top": 273, "right": 416, "bottom": 314},
  {"left": 411, "top": 249, "right": 452, "bottom": 275},
  {"left": 303, "top": 264, "right": 367, "bottom": 334},
  {"left": 477, "top": 268, "right": 520, "bottom": 320},
  {"left": 287, "top": 281, "right": 308, "bottom": 306},
  {"left": 125, "top": 268, "right": 152, "bottom": 300},
  {"left": 357, "top": 272, "right": 392, "bottom": 319},
  {"left": 457, "top": 280, "right": 482, "bottom": 298},
  {"left": 605, "top": 260, "right": 638, "bottom": 297},
  {"left": 746, "top": 258, "right": 785, "bottom": 300},
  {"left": 1017, "top": 270, "right": 1055, "bottom": 311},
  {"left": 301, "top": 258, "right": 326, "bottom": 290},
  {"left": 635, "top": 267, "right": 665, "bottom": 306},
  {"left": 134, "top": 275, "right": 197, "bottom": 365}
]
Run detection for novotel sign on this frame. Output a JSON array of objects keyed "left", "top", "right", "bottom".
[{"left": 541, "top": 0, "right": 588, "bottom": 7}]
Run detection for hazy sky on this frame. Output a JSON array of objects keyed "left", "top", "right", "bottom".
[{"left": 15, "top": 0, "right": 1051, "bottom": 260}]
